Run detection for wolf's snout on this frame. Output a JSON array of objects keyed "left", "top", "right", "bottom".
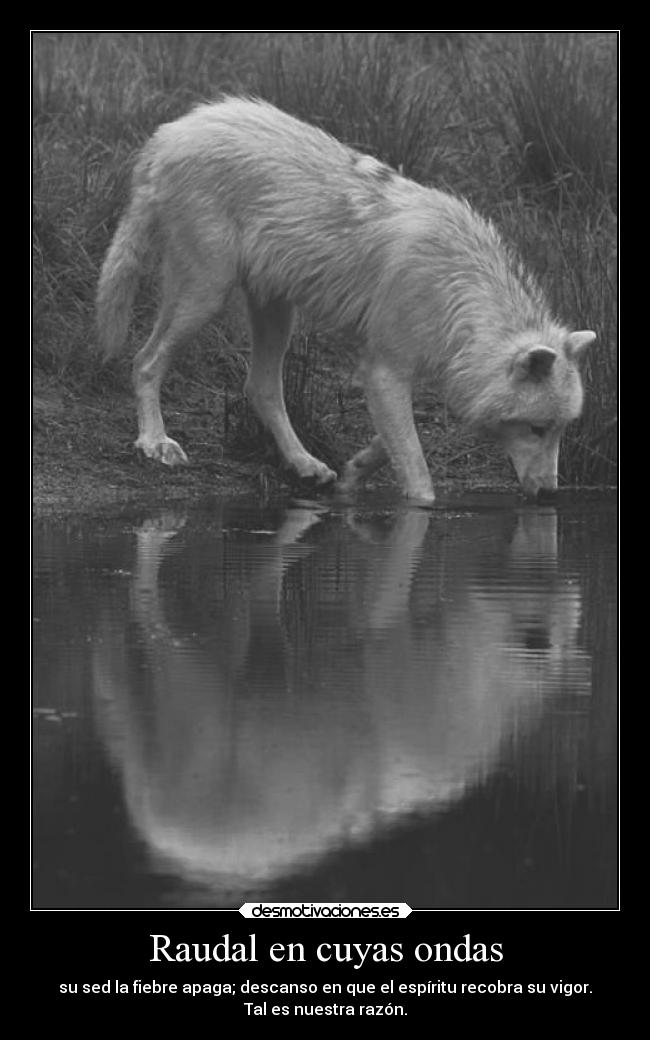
[{"left": 536, "top": 486, "right": 559, "bottom": 503}]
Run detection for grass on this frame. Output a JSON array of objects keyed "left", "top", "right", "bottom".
[{"left": 32, "top": 31, "right": 617, "bottom": 490}]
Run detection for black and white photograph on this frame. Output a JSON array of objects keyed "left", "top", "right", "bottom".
[{"left": 32, "top": 31, "right": 617, "bottom": 928}]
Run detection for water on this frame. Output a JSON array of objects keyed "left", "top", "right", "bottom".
[{"left": 33, "top": 494, "right": 617, "bottom": 909}]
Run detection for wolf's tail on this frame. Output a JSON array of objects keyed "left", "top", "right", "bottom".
[{"left": 96, "top": 174, "right": 156, "bottom": 359}]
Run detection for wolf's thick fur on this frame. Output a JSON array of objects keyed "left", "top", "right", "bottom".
[{"left": 97, "top": 96, "right": 595, "bottom": 501}]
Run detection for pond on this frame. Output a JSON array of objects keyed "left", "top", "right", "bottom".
[{"left": 33, "top": 493, "right": 617, "bottom": 909}]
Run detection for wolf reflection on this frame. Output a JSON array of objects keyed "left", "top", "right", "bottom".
[{"left": 92, "top": 504, "right": 590, "bottom": 894}]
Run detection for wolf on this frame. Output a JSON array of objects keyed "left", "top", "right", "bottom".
[{"left": 97, "top": 96, "right": 595, "bottom": 502}]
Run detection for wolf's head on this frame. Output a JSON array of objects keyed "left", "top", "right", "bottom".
[{"left": 489, "top": 330, "right": 596, "bottom": 499}]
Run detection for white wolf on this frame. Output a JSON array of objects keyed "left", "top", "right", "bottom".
[{"left": 97, "top": 96, "right": 595, "bottom": 502}]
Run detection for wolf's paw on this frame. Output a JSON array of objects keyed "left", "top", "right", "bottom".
[
  {"left": 336, "top": 460, "right": 362, "bottom": 495},
  {"left": 135, "top": 436, "right": 189, "bottom": 467},
  {"left": 291, "top": 455, "right": 337, "bottom": 486}
]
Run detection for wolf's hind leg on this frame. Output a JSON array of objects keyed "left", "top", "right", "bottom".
[
  {"left": 133, "top": 258, "right": 230, "bottom": 466},
  {"left": 244, "top": 294, "right": 337, "bottom": 485},
  {"left": 133, "top": 315, "right": 191, "bottom": 466},
  {"left": 361, "top": 363, "right": 435, "bottom": 504}
]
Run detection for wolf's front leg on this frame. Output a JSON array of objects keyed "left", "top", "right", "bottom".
[{"left": 361, "top": 363, "right": 435, "bottom": 504}]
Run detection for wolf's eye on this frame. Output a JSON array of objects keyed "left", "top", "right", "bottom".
[{"left": 530, "top": 425, "right": 546, "bottom": 438}]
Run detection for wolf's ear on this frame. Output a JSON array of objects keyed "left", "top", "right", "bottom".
[
  {"left": 566, "top": 330, "right": 596, "bottom": 359},
  {"left": 512, "top": 345, "right": 557, "bottom": 381}
]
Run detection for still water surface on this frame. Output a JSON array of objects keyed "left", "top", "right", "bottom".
[{"left": 33, "top": 494, "right": 617, "bottom": 908}]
